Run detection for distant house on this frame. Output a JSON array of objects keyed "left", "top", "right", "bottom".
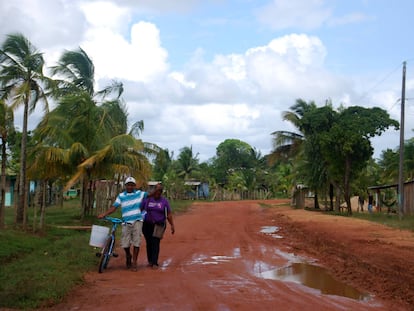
[
  {"left": 184, "top": 181, "right": 209, "bottom": 199},
  {"left": 4, "top": 175, "right": 17, "bottom": 207},
  {"left": 368, "top": 180, "right": 414, "bottom": 215},
  {"left": 147, "top": 180, "right": 209, "bottom": 200}
]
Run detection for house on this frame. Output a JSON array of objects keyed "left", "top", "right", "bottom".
[{"left": 368, "top": 180, "right": 414, "bottom": 215}]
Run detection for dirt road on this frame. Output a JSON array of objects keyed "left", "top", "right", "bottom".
[{"left": 45, "top": 200, "right": 414, "bottom": 311}]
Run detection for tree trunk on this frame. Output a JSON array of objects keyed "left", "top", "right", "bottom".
[
  {"left": 14, "top": 174, "right": 19, "bottom": 223},
  {"left": 335, "top": 187, "right": 341, "bottom": 212},
  {"left": 32, "top": 196, "right": 37, "bottom": 233},
  {"left": 39, "top": 180, "right": 47, "bottom": 231},
  {"left": 0, "top": 136, "right": 7, "bottom": 229},
  {"left": 87, "top": 179, "right": 95, "bottom": 216},
  {"left": 80, "top": 178, "right": 85, "bottom": 220},
  {"left": 329, "top": 183, "right": 334, "bottom": 211},
  {"left": 17, "top": 100, "right": 29, "bottom": 226},
  {"left": 314, "top": 192, "right": 320, "bottom": 209},
  {"left": 343, "top": 157, "right": 353, "bottom": 215}
]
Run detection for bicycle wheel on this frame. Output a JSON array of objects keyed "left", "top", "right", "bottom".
[
  {"left": 103, "top": 238, "right": 115, "bottom": 269},
  {"left": 98, "top": 236, "right": 112, "bottom": 273}
]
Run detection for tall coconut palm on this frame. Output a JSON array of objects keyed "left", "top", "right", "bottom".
[
  {"left": 36, "top": 48, "right": 154, "bottom": 216},
  {"left": 0, "top": 99, "right": 14, "bottom": 228},
  {"left": 270, "top": 99, "right": 317, "bottom": 162},
  {"left": 0, "top": 33, "right": 49, "bottom": 225},
  {"left": 34, "top": 91, "right": 147, "bottom": 216},
  {"left": 270, "top": 99, "right": 329, "bottom": 208}
]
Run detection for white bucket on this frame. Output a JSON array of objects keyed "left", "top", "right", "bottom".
[{"left": 89, "top": 225, "right": 109, "bottom": 247}]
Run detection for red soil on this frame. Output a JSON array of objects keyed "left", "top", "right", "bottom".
[{"left": 42, "top": 200, "right": 414, "bottom": 311}]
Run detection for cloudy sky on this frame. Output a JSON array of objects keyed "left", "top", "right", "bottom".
[{"left": 1, "top": 0, "right": 413, "bottom": 162}]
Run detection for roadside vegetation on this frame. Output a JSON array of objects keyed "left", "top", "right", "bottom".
[{"left": 352, "top": 211, "right": 414, "bottom": 232}]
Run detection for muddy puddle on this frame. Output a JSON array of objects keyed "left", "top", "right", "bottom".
[
  {"left": 257, "top": 262, "right": 370, "bottom": 301},
  {"left": 257, "top": 227, "right": 370, "bottom": 301}
]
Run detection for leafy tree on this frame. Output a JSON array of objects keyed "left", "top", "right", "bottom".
[
  {"left": 378, "top": 137, "right": 414, "bottom": 183},
  {"left": 378, "top": 148, "right": 399, "bottom": 183},
  {"left": 352, "top": 158, "right": 381, "bottom": 203},
  {"left": 403, "top": 138, "right": 414, "bottom": 180},
  {"left": 0, "top": 33, "right": 49, "bottom": 225},
  {"left": 272, "top": 100, "right": 399, "bottom": 213},
  {"left": 299, "top": 104, "right": 336, "bottom": 209},
  {"left": 320, "top": 106, "right": 399, "bottom": 214},
  {"left": 273, "top": 161, "right": 294, "bottom": 197},
  {"left": 212, "top": 139, "right": 257, "bottom": 186},
  {"left": 226, "top": 170, "right": 247, "bottom": 192}
]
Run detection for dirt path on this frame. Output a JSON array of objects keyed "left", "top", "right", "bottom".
[{"left": 43, "top": 200, "right": 414, "bottom": 311}]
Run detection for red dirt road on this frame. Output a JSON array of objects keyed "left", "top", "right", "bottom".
[{"left": 44, "top": 200, "right": 414, "bottom": 311}]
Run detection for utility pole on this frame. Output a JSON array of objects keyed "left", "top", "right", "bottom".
[{"left": 398, "top": 61, "right": 406, "bottom": 219}]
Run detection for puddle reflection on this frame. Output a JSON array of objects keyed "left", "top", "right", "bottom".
[
  {"left": 187, "top": 248, "right": 241, "bottom": 265},
  {"left": 258, "top": 262, "right": 370, "bottom": 301},
  {"left": 260, "top": 226, "right": 279, "bottom": 234},
  {"left": 260, "top": 226, "right": 283, "bottom": 239}
]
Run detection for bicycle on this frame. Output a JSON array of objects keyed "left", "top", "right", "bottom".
[{"left": 96, "top": 216, "right": 124, "bottom": 273}]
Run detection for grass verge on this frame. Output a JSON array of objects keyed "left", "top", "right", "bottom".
[{"left": 352, "top": 210, "right": 414, "bottom": 231}]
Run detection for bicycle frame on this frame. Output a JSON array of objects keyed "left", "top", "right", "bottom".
[{"left": 98, "top": 216, "right": 123, "bottom": 273}]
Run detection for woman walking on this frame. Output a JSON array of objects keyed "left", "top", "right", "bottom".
[{"left": 142, "top": 183, "right": 175, "bottom": 268}]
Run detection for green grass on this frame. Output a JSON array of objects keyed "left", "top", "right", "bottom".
[
  {"left": 352, "top": 211, "right": 414, "bottom": 231},
  {"left": 0, "top": 198, "right": 193, "bottom": 309},
  {"left": 305, "top": 206, "right": 414, "bottom": 232},
  {"left": 259, "top": 202, "right": 290, "bottom": 209}
]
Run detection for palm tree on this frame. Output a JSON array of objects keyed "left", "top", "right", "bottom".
[
  {"left": 0, "top": 99, "right": 14, "bottom": 228},
  {"left": 270, "top": 99, "right": 317, "bottom": 162},
  {"left": 270, "top": 99, "right": 330, "bottom": 208},
  {"left": 0, "top": 33, "right": 49, "bottom": 225},
  {"left": 176, "top": 146, "right": 199, "bottom": 180},
  {"left": 35, "top": 48, "right": 154, "bottom": 217},
  {"left": 152, "top": 148, "right": 173, "bottom": 181}
]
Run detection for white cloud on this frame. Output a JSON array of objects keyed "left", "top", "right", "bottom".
[
  {"left": 126, "top": 33, "right": 355, "bottom": 161},
  {"left": 81, "top": 20, "right": 169, "bottom": 82},
  {"left": 80, "top": 1, "right": 130, "bottom": 32},
  {"left": 0, "top": 0, "right": 86, "bottom": 48}
]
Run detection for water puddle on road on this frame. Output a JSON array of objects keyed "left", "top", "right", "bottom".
[
  {"left": 257, "top": 262, "right": 370, "bottom": 301},
  {"left": 260, "top": 226, "right": 283, "bottom": 239},
  {"left": 187, "top": 248, "right": 242, "bottom": 265}
]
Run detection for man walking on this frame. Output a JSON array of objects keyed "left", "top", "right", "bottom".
[{"left": 98, "top": 177, "right": 146, "bottom": 271}]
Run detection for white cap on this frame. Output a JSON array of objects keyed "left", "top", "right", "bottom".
[{"left": 125, "top": 177, "right": 136, "bottom": 185}]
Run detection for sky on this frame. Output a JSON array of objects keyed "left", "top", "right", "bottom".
[{"left": 1, "top": 0, "right": 414, "bottom": 162}]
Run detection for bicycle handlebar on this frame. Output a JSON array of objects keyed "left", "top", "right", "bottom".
[{"left": 103, "top": 216, "right": 124, "bottom": 224}]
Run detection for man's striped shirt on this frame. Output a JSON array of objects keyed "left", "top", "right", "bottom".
[{"left": 113, "top": 190, "right": 147, "bottom": 223}]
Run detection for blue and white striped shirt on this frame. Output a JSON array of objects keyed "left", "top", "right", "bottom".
[{"left": 113, "top": 190, "right": 147, "bottom": 223}]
